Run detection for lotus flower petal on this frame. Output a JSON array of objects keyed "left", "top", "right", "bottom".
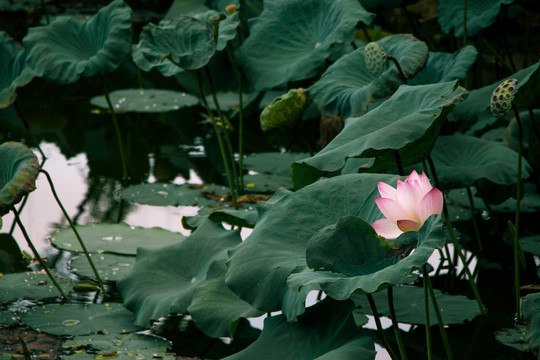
[
  {"left": 371, "top": 219, "right": 403, "bottom": 240},
  {"left": 375, "top": 197, "right": 406, "bottom": 223},
  {"left": 397, "top": 219, "right": 421, "bottom": 232},
  {"left": 377, "top": 181, "right": 397, "bottom": 200},
  {"left": 418, "top": 188, "right": 444, "bottom": 223}
]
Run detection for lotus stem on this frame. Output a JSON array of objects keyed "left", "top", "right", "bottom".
[
  {"left": 387, "top": 55, "right": 408, "bottom": 84},
  {"left": 13, "top": 102, "right": 46, "bottom": 166},
  {"left": 225, "top": 46, "right": 245, "bottom": 192},
  {"left": 427, "top": 156, "right": 485, "bottom": 315},
  {"left": 102, "top": 83, "right": 128, "bottom": 183},
  {"left": 204, "top": 66, "right": 241, "bottom": 196},
  {"left": 387, "top": 287, "right": 408, "bottom": 360},
  {"left": 10, "top": 205, "right": 68, "bottom": 300},
  {"left": 462, "top": 0, "right": 468, "bottom": 46},
  {"left": 512, "top": 103, "right": 524, "bottom": 320},
  {"left": 195, "top": 70, "right": 238, "bottom": 209},
  {"left": 423, "top": 265, "right": 454, "bottom": 360},
  {"left": 366, "top": 293, "right": 399, "bottom": 360},
  {"left": 393, "top": 150, "right": 405, "bottom": 176},
  {"left": 39, "top": 169, "right": 107, "bottom": 297},
  {"left": 466, "top": 187, "right": 483, "bottom": 251},
  {"left": 423, "top": 266, "right": 432, "bottom": 360}
]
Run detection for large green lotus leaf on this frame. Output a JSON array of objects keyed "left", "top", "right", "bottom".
[
  {"left": 193, "top": 10, "right": 240, "bottom": 51},
  {"left": 0, "top": 32, "right": 34, "bottom": 108},
  {"left": 523, "top": 292, "right": 540, "bottom": 354},
  {"left": 22, "top": 0, "right": 132, "bottom": 84},
  {"left": 50, "top": 223, "right": 184, "bottom": 255},
  {"left": 0, "top": 141, "right": 40, "bottom": 216},
  {"left": 306, "top": 216, "right": 399, "bottom": 276},
  {"left": 188, "top": 261, "right": 264, "bottom": 338},
  {"left": 450, "top": 61, "right": 540, "bottom": 134},
  {"left": 0, "top": 272, "right": 72, "bottom": 303},
  {"left": 90, "top": 89, "right": 199, "bottom": 113},
  {"left": 351, "top": 285, "right": 481, "bottom": 326},
  {"left": 409, "top": 45, "right": 478, "bottom": 85},
  {"left": 182, "top": 206, "right": 258, "bottom": 230},
  {"left": 121, "top": 182, "right": 231, "bottom": 207},
  {"left": 235, "top": 0, "right": 374, "bottom": 91},
  {"left": 132, "top": 16, "right": 215, "bottom": 77},
  {"left": 430, "top": 135, "right": 531, "bottom": 190},
  {"left": 223, "top": 298, "right": 375, "bottom": 360},
  {"left": 438, "top": 0, "right": 514, "bottom": 37},
  {"left": 292, "top": 81, "right": 467, "bottom": 190},
  {"left": 117, "top": 219, "right": 242, "bottom": 327},
  {"left": 243, "top": 152, "right": 310, "bottom": 176},
  {"left": 225, "top": 173, "right": 399, "bottom": 320},
  {"left": 20, "top": 303, "right": 140, "bottom": 336},
  {"left": 308, "top": 34, "right": 429, "bottom": 118},
  {"left": 287, "top": 215, "right": 444, "bottom": 300},
  {"left": 62, "top": 333, "right": 175, "bottom": 360},
  {"left": 70, "top": 253, "right": 135, "bottom": 282}
]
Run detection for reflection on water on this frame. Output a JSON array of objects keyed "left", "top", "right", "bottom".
[{"left": 3, "top": 142, "right": 203, "bottom": 257}]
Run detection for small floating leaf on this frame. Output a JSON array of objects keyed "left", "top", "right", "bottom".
[{"left": 90, "top": 89, "right": 199, "bottom": 113}]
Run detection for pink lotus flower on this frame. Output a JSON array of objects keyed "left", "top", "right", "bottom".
[{"left": 372, "top": 170, "right": 443, "bottom": 239}]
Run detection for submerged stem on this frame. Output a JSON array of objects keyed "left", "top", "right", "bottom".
[
  {"left": 387, "top": 287, "right": 408, "bottom": 360},
  {"left": 512, "top": 103, "right": 524, "bottom": 320},
  {"left": 423, "top": 265, "right": 454, "bottom": 360},
  {"left": 10, "top": 206, "right": 68, "bottom": 300},
  {"left": 366, "top": 293, "right": 399, "bottom": 360},
  {"left": 40, "top": 169, "right": 107, "bottom": 297}
]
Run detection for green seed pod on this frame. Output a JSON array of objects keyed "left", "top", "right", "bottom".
[
  {"left": 364, "top": 42, "right": 388, "bottom": 77},
  {"left": 491, "top": 78, "right": 518, "bottom": 116},
  {"left": 260, "top": 88, "right": 311, "bottom": 132}
]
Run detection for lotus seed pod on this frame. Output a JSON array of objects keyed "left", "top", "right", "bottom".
[
  {"left": 260, "top": 88, "right": 311, "bottom": 132},
  {"left": 491, "top": 78, "right": 518, "bottom": 116},
  {"left": 364, "top": 42, "right": 388, "bottom": 77}
]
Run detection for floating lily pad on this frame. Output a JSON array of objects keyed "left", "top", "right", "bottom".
[
  {"left": 117, "top": 219, "right": 242, "bottom": 327},
  {"left": 0, "top": 32, "right": 34, "bottom": 108},
  {"left": 352, "top": 285, "right": 481, "bottom": 326},
  {"left": 438, "top": 0, "right": 514, "bottom": 37},
  {"left": 90, "top": 89, "right": 199, "bottom": 113},
  {"left": 0, "top": 141, "right": 40, "bottom": 216},
  {"left": 69, "top": 253, "right": 136, "bottom": 282},
  {"left": 21, "top": 303, "right": 140, "bottom": 336},
  {"left": 236, "top": 0, "right": 374, "bottom": 91},
  {"left": 292, "top": 81, "right": 467, "bottom": 190},
  {"left": 133, "top": 16, "right": 215, "bottom": 77},
  {"left": 523, "top": 292, "right": 540, "bottom": 354},
  {"left": 243, "top": 173, "right": 291, "bottom": 193},
  {"left": 62, "top": 333, "right": 175, "bottom": 360},
  {"left": 121, "top": 182, "right": 231, "bottom": 207},
  {"left": 409, "top": 45, "right": 478, "bottom": 85},
  {"left": 430, "top": 135, "right": 531, "bottom": 190},
  {"left": 495, "top": 325, "right": 530, "bottom": 352},
  {"left": 243, "top": 152, "right": 310, "bottom": 176},
  {"left": 309, "top": 34, "right": 429, "bottom": 117},
  {"left": 0, "top": 272, "right": 72, "bottom": 303},
  {"left": 222, "top": 298, "right": 375, "bottom": 360},
  {"left": 50, "top": 223, "right": 184, "bottom": 255},
  {"left": 22, "top": 0, "right": 132, "bottom": 84}
]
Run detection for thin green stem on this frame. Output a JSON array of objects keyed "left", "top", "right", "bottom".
[
  {"left": 427, "top": 156, "right": 485, "bottom": 314},
  {"left": 466, "top": 187, "right": 483, "bottom": 251},
  {"left": 195, "top": 70, "right": 238, "bottom": 209},
  {"left": 102, "top": 83, "right": 128, "bottom": 183},
  {"left": 393, "top": 150, "right": 405, "bottom": 176},
  {"left": 387, "top": 287, "right": 408, "bottom": 360},
  {"left": 10, "top": 206, "right": 68, "bottom": 300},
  {"left": 366, "top": 293, "right": 399, "bottom": 360},
  {"left": 204, "top": 67, "right": 240, "bottom": 196},
  {"left": 512, "top": 103, "right": 524, "bottom": 320},
  {"left": 13, "top": 101, "right": 46, "bottom": 166},
  {"left": 40, "top": 169, "right": 107, "bottom": 297},
  {"left": 423, "top": 266, "right": 432, "bottom": 360},
  {"left": 423, "top": 266, "right": 454, "bottom": 360},
  {"left": 478, "top": 36, "right": 513, "bottom": 73},
  {"left": 387, "top": 55, "right": 408, "bottom": 84}
]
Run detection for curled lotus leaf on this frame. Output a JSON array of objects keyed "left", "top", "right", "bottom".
[
  {"left": 133, "top": 16, "right": 216, "bottom": 77},
  {"left": 260, "top": 88, "right": 312, "bottom": 132},
  {"left": 0, "top": 142, "right": 39, "bottom": 216},
  {"left": 0, "top": 32, "right": 34, "bottom": 108},
  {"left": 309, "top": 34, "right": 429, "bottom": 118},
  {"left": 22, "top": 0, "right": 132, "bottom": 84},
  {"left": 235, "top": 0, "right": 375, "bottom": 91},
  {"left": 192, "top": 9, "right": 240, "bottom": 51}
]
